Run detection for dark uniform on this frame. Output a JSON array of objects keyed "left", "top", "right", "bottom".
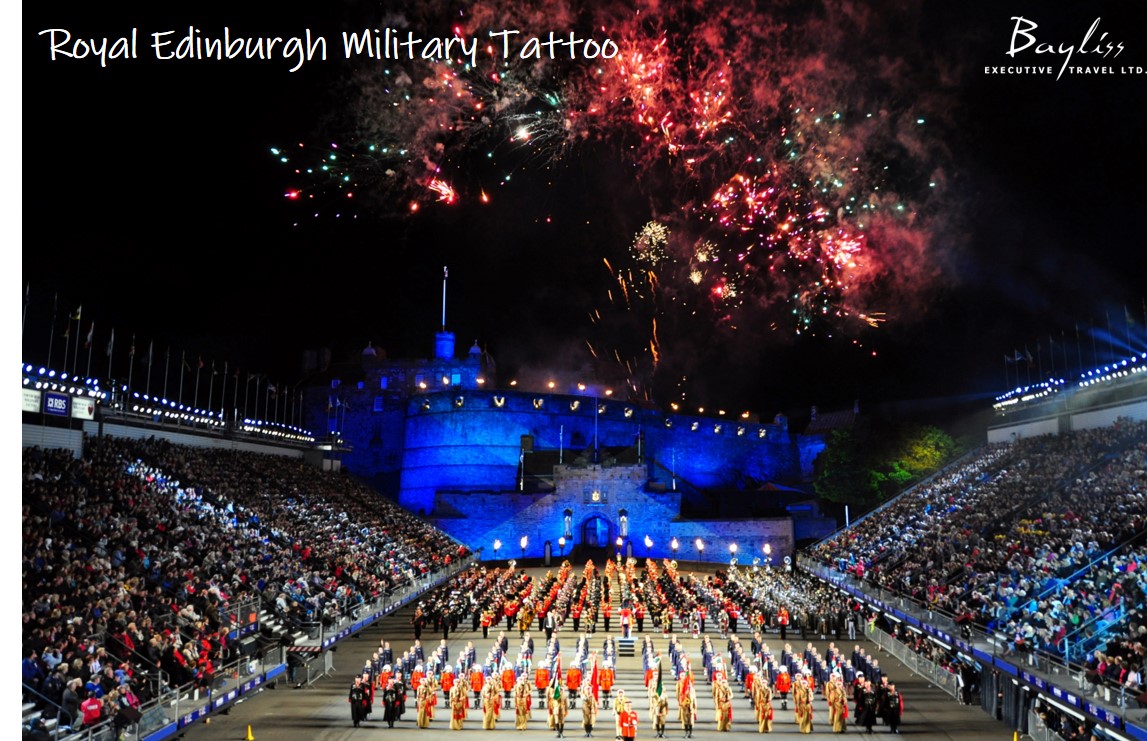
[
  {"left": 383, "top": 684, "right": 401, "bottom": 728},
  {"left": 350, "top": 680, "right": 368, "bottom": 727}
]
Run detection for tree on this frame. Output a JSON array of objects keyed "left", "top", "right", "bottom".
[{"left": 814, "top": 422, "right": 958, "bottom": 507}]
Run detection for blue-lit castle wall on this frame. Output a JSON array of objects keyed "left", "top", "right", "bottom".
[
  {"left": 302, "top": 347, "right": 824, "bottom": 562},
  {"left": 398, "top": 390, "right": 802, "bottom": 516}
]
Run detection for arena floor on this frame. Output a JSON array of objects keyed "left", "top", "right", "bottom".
[{"left": 183, "top": 567, "right": 1015, "bottom": 741}]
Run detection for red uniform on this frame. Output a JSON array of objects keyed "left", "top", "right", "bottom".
[
  {"left": 618, "top": 708, "right": 638, "bottom": 739},
  {"left": 600, "top": 668, "right": 614, "bottom": 693}
]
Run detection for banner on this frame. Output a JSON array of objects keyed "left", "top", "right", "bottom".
[
  {"left": 22, "top": 389, "right": 42, "bottom": 413},
  {"left": 43, "top": 392, "right": 70, "bottom": 417},
  {"left": 71, "top": 396, "right": 97, "bottom": 420}
]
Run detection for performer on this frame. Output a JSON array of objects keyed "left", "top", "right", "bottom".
[
  {"left": 793, "top": 672, "right": 814, "bottom": 734},
  {"left": 754, "top": 677, "right": 774, "bottom": 733},
  {"left": 885, "top": 684, "right": 903, "bottom": 734},
  {"left": 515, "top": 675, "right": 534, "bottom": 730},
  {"left": 417, "top": 675, "right": 436, "bottom": 728},
  {"left": 362, "top": 671, "right": 375, "bottom": 719},
  {"left": 550, "top": 682, "right": 570, "bottom": 738},
  {"left": 600, "top": 661, "right": 615, "bottom": 709},
  {"left": 859, "top": 681, "right": 878, "bottom": 734},
  {"left": 826, "top": 674, "right": 848, "bottom": 733},
  {"left": 503, "top": 662, "right": 518, "bottom": 708},
  {"left": 537, "top": 662, "right": 552, "bottom": 704},
  {"left": 653, "top": 694, "right": 669, "bottom": 738},
  {"left": 714, "top": 678, "right": 733, "bottom": 732},
  {"left": 482, "top": 673, "right": 503, "bottom": 729},
  {"left": 677, "top": 687, "right": 695, "bottom": 738},
  {"left": 581, "top": 678, "right": 599, "bottom": 737},
  {"left": 383, "top": 679, "right": 401, "bottom": 729},
  {"left": 774, "top": 666, "right": 791, "bottom": 711},
  {"left": 349, "top": 676, "right": 368, "bottom": 728},
  {"left": 566, "top": 662, "right": 583, "bottom": 709},
  {"left": 441, "top": 665, "right": 456, "bottom": 703},
  {"left": 470, "top": 665, "right": 485, "bottom": 708},
  {"left": 450, "top": 681, "right": 469, "bottom": 730},
  {"left": 616, "top": 696, "right": 638, "bottom": 741}
]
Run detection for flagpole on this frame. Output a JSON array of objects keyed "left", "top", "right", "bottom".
[
  {"left": 62, "top": 320, "right": 71, "bottom": 378},
  {"left": 127, "top": 335, "right": 136, "bottom": 413},
  {"left": 85, "top": 323, "right": 94, "bottom": 379},
  {"left": 1091, "top": 321, "right": 1099, "bottom": 368},
  {"left": 72, "top": 310, "right": 82, "bottom": 376},
  {"left": 1061, "top": 330, "right": 1069, "bottom": 381},
  {"left": 1076, "top": 323, "right": 1084, "bottom": 376},
  {"left": 207, "top": 362, "right": 216, "bottom": 421},
  {"left": 232, "top": 367, "right": 239, "bottom": 426},
  {"left": 1125, "top": 306, "right": 1134, "bottom": 356},
  {"left": 145, "top": 341, "right": 154, "bottom": 397},
  {"left": 1048, "top": 334, "right": 1055, "bottom": 380},
  {"left": 1142, "top": 297, "right": 1147, "bottom": 353},
  {"left": 1106, "top": 311, "right": 1116, "bottom": 363},
  {"left": 178, "top": 351, "right": 187, "bottom": 408},
  {"left": 106, "top": 329, "right": 115, "bottom": 383},
  {"left": 22, "top": 283, "right": 29, "bottom": 338},
  {"left": 442, "top": 265, "right": 448, "bottom": 331},
  {"left": 163, "top": 347, "right": 171, "bottom": 402},
  {"left": 244, "top": 373, "right": 251, "bottom": 420},
  {"left": 46, "top": 294, "right": 58, "bottom": 369},
  {"left": 193, "top": 359, "right": 202, "bottom": 411}
]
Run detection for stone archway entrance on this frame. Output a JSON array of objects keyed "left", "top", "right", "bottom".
[{"left": 582, "top": 515, "right": 611, "bottom": 548}]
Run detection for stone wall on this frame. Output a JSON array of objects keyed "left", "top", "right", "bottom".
[{"left": 428, "top": 463, "right": 796, "bottom": 562}]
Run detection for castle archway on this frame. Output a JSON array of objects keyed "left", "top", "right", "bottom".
[{"left": 582, "top": 515, "right": 611, "bottom": 548}]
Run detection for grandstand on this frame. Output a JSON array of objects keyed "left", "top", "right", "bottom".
[{"left": 21, "top": 349, "right": 1147, "bottom": 741}]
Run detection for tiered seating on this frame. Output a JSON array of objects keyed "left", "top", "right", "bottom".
[{"left": 22, "top": 436, "right": 469, "bottom": 736}]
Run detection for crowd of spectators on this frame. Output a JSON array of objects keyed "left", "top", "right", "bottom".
[
  {"left": 22, "top": 434, "right": 469, "bottom": 735},
  {"left": 808, "top": 418, "right": 1147, "bottom": 710}
]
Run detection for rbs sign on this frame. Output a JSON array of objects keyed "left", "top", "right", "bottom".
[{"left": 44, "top": 392, "right": 70, "bottom": 417}]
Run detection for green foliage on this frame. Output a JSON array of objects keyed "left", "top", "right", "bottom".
[{"left": 814, "top": 421, "right": 957, "bottom": 507}]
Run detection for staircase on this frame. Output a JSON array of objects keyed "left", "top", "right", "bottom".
[
  {"left": 21, "top": 701, "right": 59, "bottom": 736},
  {"left": 260, "top": 608, "right": 308, "bottom": 647}
]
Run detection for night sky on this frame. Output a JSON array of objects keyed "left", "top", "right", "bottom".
[{"left": 19, "top": 0, "right": 1147, "bottom": 424}]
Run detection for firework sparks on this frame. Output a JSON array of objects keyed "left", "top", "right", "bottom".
[
  {"left": 427, "top": 177, "right": 458, "bottom": 204},
  {"left": 270, "top": 0, "right": 956, "bottom": 401}
]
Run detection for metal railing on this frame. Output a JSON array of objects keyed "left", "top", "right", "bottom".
[
  {"left": 799, "top": 557, "right": 1147, "bottom": 735},
  {"left": 42, "top": 646, "right": 275, "bottom": 741},
  {"left": 867, "top": 624, "right": 962, "bottom": 699},
  {"left": 30, "top": 557, "right": 476, "bottom": 741}
]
